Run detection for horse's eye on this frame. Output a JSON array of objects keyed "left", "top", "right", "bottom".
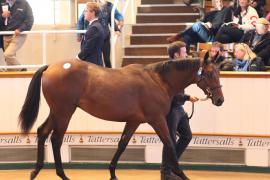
[{"left": 206, "top": 72, "right": 213, "bottom": 78}]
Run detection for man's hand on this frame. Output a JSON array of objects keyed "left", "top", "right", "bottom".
[
  {"left": 118, "top": 20, "right": 124, "bottom": 29},
  {"left": 77, "top": 36, "right": 82, "bottom": 42},
  {"left": 204, "top": 22, "right": 212, "bottom": 29},
  {"left": 14, "top": 29, "right": 21, "bottom": 36},
  {"left": 189, "top": 96, "right": 199, "bottom": 103},
  {"left": 2, "top": 11, "right": 10, "bottom": 18}
]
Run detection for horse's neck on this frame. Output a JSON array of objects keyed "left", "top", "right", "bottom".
[{"left": 163, "top": 69, "right": 198, "bottom": 96}]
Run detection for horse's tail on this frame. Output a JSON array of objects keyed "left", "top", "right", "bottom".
[{"left": 18, "top": 65, "right": 49, "bottom": 134}]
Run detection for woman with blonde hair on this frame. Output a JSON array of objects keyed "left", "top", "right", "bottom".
[{"left": 233, "top": 43, "right": 265, "bottom": 71}]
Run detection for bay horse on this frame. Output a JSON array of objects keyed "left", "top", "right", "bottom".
[{"left": 19, "top": 58, "right": 224, "bottom": 180}]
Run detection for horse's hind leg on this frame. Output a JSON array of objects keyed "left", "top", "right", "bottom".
[
  {"left": 50, "top": 110, "right": 75, "bottom": 180},
  {"left": 109, "top": 122, "right": 140, "bottom": 180},
  {"left": 51, "top": 130, "right": 70, "bottom": 180},
  {"left": 30, "top": 116, "right": 53, "bottom": 180}
]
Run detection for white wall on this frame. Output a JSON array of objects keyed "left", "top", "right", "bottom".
[
  {"left": 0, "top": 73, "right": 269, "bottom": 134},
  {"left": 1, "top": 73, "right": 270, "bottom": 166}
]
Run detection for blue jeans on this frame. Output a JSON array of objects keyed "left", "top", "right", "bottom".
[
  {"left": 161, "top": 104, "right": 192, "bottom": 171},
  {"left": 191, "top": 22, "right": 214, "bottom": 42},
  {"left": 180, "top": 22, "right": 214, "bottom": 51}
]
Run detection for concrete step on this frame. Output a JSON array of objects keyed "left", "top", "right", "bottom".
[
  {"left": 125, "top": 45, "right": 168, "bottom": 56},
  {"left": 141, "top": 0, "right": 199, "bottom": 5},
  {"left": 132, "top": 23, "right": 192, "bottom": 34},
  {"left": 122, "top": 56, "right": 168, "bottom": 66},
  {"left": 138, "top": 4, "right": 200, "bottom": 14},
  {"left": 130, "top": 34, "right": 174, "bottom": 45},
  {"left": 136, "top": 13, "right": 200, "bottom": 23}
]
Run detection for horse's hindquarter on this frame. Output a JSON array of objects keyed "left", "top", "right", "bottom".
[
  {"left": 42, "top": 60, "right": 90, "bottom": 115},
  {"left": 78, "top": 65, "right": 171, "bottom": 123}
]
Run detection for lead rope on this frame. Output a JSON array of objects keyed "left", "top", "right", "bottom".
[
  {"left": 187, "top": 96, "right": 209, "bottom": 119},
  {"left": 187, "top": 102, "right": 194, "bottom": 119}
]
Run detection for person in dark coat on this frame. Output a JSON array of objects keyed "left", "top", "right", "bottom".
[
  {"left": 167, "top": 0, "right": 232, "bottom": 52},
  {"left": 0, "top": 0, "right": 33, "bottom": 70},
  {"left": 77, "top": 2, "right": 105, "bottom": 66},
  {"left": 161, "top": 41, "right": 199, "bottom": 180},
  {"left": 77, "top": 0, "right": 124, "bottom": 68},
  {"left": 240, "top": 18, "right": 270, "bottom": 65}
]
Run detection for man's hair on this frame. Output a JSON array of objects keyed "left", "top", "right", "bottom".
[
  {"left": 167, "top": 41, "right": 186, "bottom": 59},
  {"left": 86, "top": 2, "right": 100, "bottom": 16},
  {"left": 212, "top": 42, "right": 224, "bottom": 51}
]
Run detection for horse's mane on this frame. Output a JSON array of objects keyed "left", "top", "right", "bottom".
[{"left": 145, "top": 58, "right": 201, "bottom": 74}]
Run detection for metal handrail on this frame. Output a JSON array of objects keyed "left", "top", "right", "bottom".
[
  {"left": 0, "top": 0, "right": 136, "bottom": 70},
  {"left": 0, "top": 30, "right": 86, "bottom": 69},
  {"left": 111, "top": 0, "right": 135, "bottom": 68}
]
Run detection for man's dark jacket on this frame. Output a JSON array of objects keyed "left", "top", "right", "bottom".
[
  {"left": 78, "top": 20, "right": 105, "bottom": 66},
  {"left": 0, "top": 0, "right": 34, "bottom": 31}
]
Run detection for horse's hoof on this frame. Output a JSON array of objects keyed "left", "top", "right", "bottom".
[
  {"left": 30, "top": 171, "right": 37, "bottom": 180},
  {"left": 110, "top": 177, "right": 118, "bottom": 180}
]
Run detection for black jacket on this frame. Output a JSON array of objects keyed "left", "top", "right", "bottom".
[
  {"left": 0, "top": 0, "right": 34, "bottom": 31},
  {"left": 78, "top": 20, "right": 105, "bottom": 66},
  {"left": 172, "top": 93, "right": 190, "bottom": 107},
  {"left": 202, "top": 7, "right": 232, "bottom": 34},
  {"left": 241, "top": 30, "right": 270, "bottom": 66}
]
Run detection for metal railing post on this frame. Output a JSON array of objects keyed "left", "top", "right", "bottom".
[
  {"left": 111, "top": 0, "right": 119, "bottom": 68},
  {"left": 42, "top": 32, "right": 47, "bottom": 65}
]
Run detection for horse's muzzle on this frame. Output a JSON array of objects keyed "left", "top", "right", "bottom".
[{"left": 214, "top": 97, "right": 224, "bottom": 106}]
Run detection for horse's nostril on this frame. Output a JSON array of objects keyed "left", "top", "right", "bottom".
[{"left": 216, "top": 98, "right": 224, "bottom": 106}]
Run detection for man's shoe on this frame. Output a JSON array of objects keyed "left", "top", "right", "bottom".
[
  {"left": 166, "top": 34, "right": 181, "bottom": 43},
  {"left": 161, "top": 169, "right": 183, "bottom": 180}
]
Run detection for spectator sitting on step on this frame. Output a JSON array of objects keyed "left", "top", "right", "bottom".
[
  {"left": 215, "top": 0, "right": 258, "bottom": 43},
  {"left": 167, "top": 0, "right": 232, "bottom": 53},
  {"left": 232, "top": 43, "right": 265, "bottom": 71},
  {"left": 240, "top": 18, "right": 270, "bottom": 66}
]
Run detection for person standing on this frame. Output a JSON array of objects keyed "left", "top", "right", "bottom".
[
  {"left": 0, "top": 0, "right": 33, "bottom": 70},
  {"left": 77, "top": 0, "right": 124, "bottom": 68},
  {"left": 161, "top": 41, "right": 199, "bottom": 180},
  {"left": 77, "top": 2, "right": 105, "bottom": 66}
]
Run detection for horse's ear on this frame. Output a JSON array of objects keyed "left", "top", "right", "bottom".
[{"left": 203, "top": 51, "right": 210, "bottom": 66}]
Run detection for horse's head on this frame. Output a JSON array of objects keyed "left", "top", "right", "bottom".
[{"left": 197, "top": 59, "right": 224, "bottom": 106}]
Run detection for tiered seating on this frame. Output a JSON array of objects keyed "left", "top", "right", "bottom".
[{"left": 122, "top": 0, "right": 201, "bottom": 66}]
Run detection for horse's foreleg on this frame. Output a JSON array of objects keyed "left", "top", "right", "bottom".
[
  {"left": 150, "top": 119, "right": 181, "bottom": 176},
  {"left": 30, "top": 117, "right": 52, "bottom": 180},
  {"left": 109, "top": 122, "right": 139, "bottom": 180}
]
